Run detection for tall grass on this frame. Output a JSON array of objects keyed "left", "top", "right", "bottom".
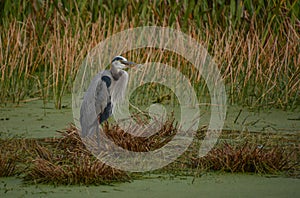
[{"left": 0, "top": 0, "right": 299, "bottom": 109}]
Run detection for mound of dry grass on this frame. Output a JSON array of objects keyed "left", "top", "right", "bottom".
[
  {"left": 23, "top": 125, "right": 130, "bottom": 185},
  {"left": 194, "top": 142, "right": 299, "bottom": 174},
  {"left": 25, "top": 156, "right": 129, "bottom": 185},
  {"left": 0, "top": 153, "right": 18, "bottom": 177},
  {"left": 102, "top": 118, "right": 177, "bottom": 152},
  {"left": 0, "top": 120, "right": 299, "bottom": 184}
]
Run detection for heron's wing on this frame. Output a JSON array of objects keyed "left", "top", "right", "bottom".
[
  {"left": 95, "top": 77, "right": 110, "bottom": 115},
  {"left": 80, "top": 73, "right": 111, "bottom": 138},
  {"left": 95, "top": 76, "right": 112, "bottom": 120}
]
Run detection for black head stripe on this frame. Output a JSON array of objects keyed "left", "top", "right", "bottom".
[
  {"left": 101, "top": 76, "right": 111, "bottom": 88},
  {"left": 112, "top": 56, "right": 125, "bottom": 63}
]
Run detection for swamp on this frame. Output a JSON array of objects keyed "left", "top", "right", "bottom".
[{"left": 0, "top": 0, "right": 299, "bottom": 197}]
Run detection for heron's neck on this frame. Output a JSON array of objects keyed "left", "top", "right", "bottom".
[{"left": 110, "top": 67, "right": 124, "bottom": 80}]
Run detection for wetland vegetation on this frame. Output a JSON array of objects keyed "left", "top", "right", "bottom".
[
  {"left": 0, "top": 0, "right": 299, "bottom": 189},
  {"left": 0, "top": 122, "right": 299, "bottom": 185},
  {"left": 0, "top": 0, "right": 299, "bottom": 109}
]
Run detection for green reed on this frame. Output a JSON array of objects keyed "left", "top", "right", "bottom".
[{"left": 0, "top": 0, "right": 299, "bottom": 109}]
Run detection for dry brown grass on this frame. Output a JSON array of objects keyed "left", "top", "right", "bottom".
[
  {"left": 0, "top": 153, "right": 18, "bottom": 177},
  {"left": 23, "top": 126, "right": 130, "bottom": 185},
  {"left": 0, "top": 127, "right": 130, "bottom": 185},
  {"left": 194, "top": 142, "right": 299, "bottom": 174},
  {"left": 149, "top": 128, "right": 300, "bottom": 177},
  {"left": 25, "top": 156, "right": 130, "bottom": 185},
  {"left": 102, "top": 117, "right": 177, "bottom": 152},
  {"left": 0, "top": 120, "right": 299, "bottom": 184}
]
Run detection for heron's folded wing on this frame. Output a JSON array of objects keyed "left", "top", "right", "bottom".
[
  {"left": 95, "top": 77, "right": 111, "bottom": 116},
  {"left": 80, "top": 74, "right": 111, "bottom": 138}
]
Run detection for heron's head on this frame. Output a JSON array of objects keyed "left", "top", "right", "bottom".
[{"left": 111, "top": 56, "right": 136, "bottom": 71}]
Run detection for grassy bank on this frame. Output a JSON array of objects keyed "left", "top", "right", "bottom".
[{"left": 0, "top": 0, "right": 299, "bottom": 109}]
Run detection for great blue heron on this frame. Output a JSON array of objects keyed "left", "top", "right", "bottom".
[{"left": 80, "top": 56, "right": 136, "bottom": 138}]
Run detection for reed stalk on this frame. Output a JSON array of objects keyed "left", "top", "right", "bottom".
[{"left": 0, "top": 0, "right": 298, "bottom": 109}]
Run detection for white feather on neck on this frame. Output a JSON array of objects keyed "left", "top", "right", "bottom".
[{"left": 110, "top": 70, "right": 128, "bottom": 114}]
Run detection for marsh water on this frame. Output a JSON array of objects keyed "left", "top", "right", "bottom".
[
  {"left": 1, "top": 174, "right": 299, "bottom": 198},
  {"left": 1, "top": 95, "right": 299, "bottom": 138},
  {"left": 0, "top": 95, "right": 299, "bottom": 197}
]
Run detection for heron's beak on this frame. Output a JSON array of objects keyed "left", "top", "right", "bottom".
[{"left": 121, "top": 60, "right": 137, "bottom": 67}]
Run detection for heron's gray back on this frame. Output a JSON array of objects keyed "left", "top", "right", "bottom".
[{"left": 80, "top": 70, "right": 112, "bottom": 137}]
